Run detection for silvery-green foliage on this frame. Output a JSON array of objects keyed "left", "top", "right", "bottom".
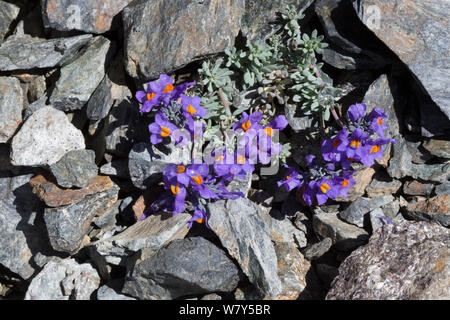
[
  {"left": 278, "top": 142, "right": 292, "bottom": 164},
  {"left": 282, "top": 5, "right": 305, "bottom": 44},
  {"left": 198, "top": 59, "right": 233, "bottom": 93}
]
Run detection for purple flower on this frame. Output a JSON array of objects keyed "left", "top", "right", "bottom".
[
  {"left": 277, "top": 165, "right": 303, "bottom": 192},
  {"left": 347, "top": 103, "right": 367, "bottom": 122},
  {"left": 333, "top": 171, "right": 356, "bottom": 198},
  {"left": 180, "top": 94, "right": 207, "bottom": 118},
  {"left": 148, "top": 114, "right": 179, "bottom": 145},
  {"left": 168, "top": 183, "right": 187, "bottom": 214},
  {"left": 321, "top": 128, "right": 349, "bottom": 162},
  {"left": 233, "top": 111, "right": 263, "bottom": 133},
  {"left": 136, "top": 86, "right": 162, "bottom": 113},
  {"left": 186, "top": 164, "right": 218, "bottom": 199},
  {"left": 147, "top": 74, "right": 176, "bottom": 106},
  {"left": 345, "top": 128, "right": 369, "bottom": 161},
  {"left": 171, "top": 81, "right": 196, "bottom": 102},
  {"left": 164, "top": 164, "right": 190, "bottom": 187},
  {"left": 360, "top": 138, "right": 395, "bottom": 167},
  {"left": 302, "top": 178, "right": 338, "bottom": 206},
  {"left": 187, "top": 208, "right": 208, "bottom": 228},
  {"left": 366, "top": 108, "right": 388, "bottom": 138}
]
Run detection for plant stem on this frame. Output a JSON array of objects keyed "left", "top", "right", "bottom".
[{"left": 331, "top": 106, "right": 346, "bottom": 129}]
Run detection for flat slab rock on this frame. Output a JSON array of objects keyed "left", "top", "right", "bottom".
[
  {"left": 0, "top": 76, "right": 23, "bottom": 143},
  {"left": 0, "top": 34, "right": 92, "bottom": 71},
  {"left": 10, "top": 106, "right": 85, "bottom": 167},
  {"left": 123, "top": 0, "right": 245, "bottom": 80},
  {"left": 327, "top": 221, "right": 450, "bottom": 300},
  {"left": 123, "top": 237, "right": 240, "bottom": 300},
  {"left": 207, "top": 198, "right": 283, "bottom": 297},
  {"left": 0, "top": 1, "right": 20, "bottom": 41},
  {"left": 25, "top": 258, "right": 100, "bottom": 300}
]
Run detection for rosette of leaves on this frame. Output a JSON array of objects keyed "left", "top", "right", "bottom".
[{"left": 281, "top": 5, "right": 305, "bottom": 45}]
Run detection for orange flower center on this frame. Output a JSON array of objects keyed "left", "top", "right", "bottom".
[
  {"left": 187, "top": 104, "right": 196, "bottom": 115},
  {"left": 286, "top": 175, "right": 291, "bottom": 180},
  {"left": 350, "top": 140, "right": 360, "bottom": 149},
  {"left": 264, "top": 127, "right": 273, "bottom": 137},
  {"left": 333, "top": 139, "right": 341, "bottom": 149},
  {"left": 215, "top": 155, "right": 225, "bottom": 162},
  {"left": 160, "top": 126, "right": 171, "bottom": 137},
  {"left": 162, "top": 84, "right": 174, "bottom": 93},
  {"left": 377, "top": 117, "right": 383, "bottom": 126},
  {"left": 146, "top": 92, "right": 156, "bottom": 101},
  {"left": 370, "top": 145, "right": 381, "bottom": 154},
  {"left": 236, "top": 155, "right": 246, "bottom": 164},
  {"left": 341, "top": 180, "right": 350, "bottom": 188},
  {"left": 241, "top": 120, "right": 251, "bottom": 131},
  {"left": 320, "top": 183, "right": 331, "bottom": 194},
  {"left": 176, "top": 165, "right": 185, "bottom": 174},
  {"left": 191, "top": 174, "right": 203, "bottom": 185},
  {"left": 196, "top": 218, "right": 204, "bottom": 224},
  {"left": 170, "top": 184, "right": 180, "bottom": 195}
]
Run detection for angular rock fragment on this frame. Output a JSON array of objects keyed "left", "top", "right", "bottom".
[
  {"left": 100, "top": 159, "right": 130, "bottom": 179},
  {"left": 0, "top": 76, "right": 23, "bottom": 143},
  {"left": 303, "top": 237, "right": 332, "bottom": 261},
  {"left": 339, "top": 195, "right": 395, "bottom": 228},
  {"left": 405, "top": 195, "right": 450, "bottom": 227},
  {"left": 0, "top": 1, "right": 20, "bottom": 42},
  {"left": 327, "top": 221, "right": 450, "bottom": 300},
  {"left": 422, "top": 138, "right": 450, "bottom": 159},
  {"left": 403, "top": 180, "right": 435, "bottom": 197},
  {"left": 336, "top": 166, "right": 375, "bottom": 202},
  {"left": 49, "top": 36, "right": 112, "bottom": 111},
  {"left": 49, "top": 149, "right": 98, "bottom": 188},
  {"left": 366, "top": 174, "right": 402, "bottom": 198},
  {"left": 10, "top": 106, "right": 85, "bottom": 167},
  {"left": 207, "top": 198, "right": 282, "bottom": 297},
  {"left": 0, "top": 34, "right": 92, "bottom": 71},
  {"left": 97, "top": 280, "right": 136, "bottom": 300},
  {"left": 123, "top": 0, "right": 245, "bottom": 80},
  {"left": 44, "top": 183, "right": 119, "bottom": 254},
  {"left": 123, "top": 237, "right": 240, "bottom": 300},
  {"left": 25, "top": 258, "right": 100, "bottom": 300},
  {"left": 435, "top": 182, "right": 450, "bottom": 196},
  {"left": 41, "top": 0, "right": 133, "bottom": 34}
]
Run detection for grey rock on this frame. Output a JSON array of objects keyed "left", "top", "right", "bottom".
[
  {"left": 339, "top": 195, "right": 394, "bottom": 228},
  {"left": 327, "top": 221, "right": 450, "bottom": 300},
  {"left": 227, "top": 173, "right": 252, "bottom": 197},
  {"left": 49, "top": 36, "right": 112, "bottom": 111},
  {"left": 92, "top": 202, "right": 120, "bottom": 229},
  {"left": 123, "top": 0, "right": 245, "bottom": 81},
  {"left": 241, "top": 0, "right": 314, "bottom": 41},
  {"left": 44, "top": 184, "right": 119, "bottom": 255},
  {"left": 405, "top": 195, "right": 450, "bottom": 227},
  {"left": 128, "top": 142, "right": 191, "bottom": 190},
  {"left": 303, "top": 237, "right": 333, "bottom": 261},
  {"left": 49, "top": 149, "right": 98, "bottom": 188},
  {"left": 403, "top": 180, "right": 435, "bottom": 196},
  {"left": 41, "top": 0, "right": 133, "bottom": 34},
  {"left": 285, "top": 103, "right": 317, "bottom": 132},
  {"left": 369, "top": 208, "right": 390, "bottom": 232},
  {"left": 0, "top": 34, "right": 92, "bottom": 71},
  {"left": 0, "top": 1, "right": 20, "bottom": 42},
  {"left": 313, "top": 209, "right": 369, "bottom": 251},
  {"left": 0, "top": 173, "right": 51, "bottom": 280},
  {"left": 123, "top": 237, "right": 240, "bottom": 300},
  {"left": 354, "top": 0, "right": 450, "bottom": 132},
  {"left": 97, "top": 280, "right": 136, "bottom": 300},
  {"left": 422, "top": 138, "right": 450, "bottom": 159},
  {"left": 25, "top": 258, "right": 100, "bottom": 300},
  {"left": 435, "top": 182, "right": 450, "bottom": 196},
  {"left": 100, "top": 160, "right": 130, "bottom": 179},
  {"left": 366, "top": 174, "right": 402, "bottom": 198},
  {"left": 207, "top": 198, "right": 282, "bottom": 297},
  {"left": 380, "top": 200, "right": 400, "bottom": 221},
  {"left": 0, "top": 76, "right": 23, "bottom": 143},
  {"left": 10, "top": 106, "right": 85, "bottom": 167},
  {"left": 23, "top": 96, "right": 47, "bottom": 120},
  {"left": 255, "top": 207, "right": 307, "bottom": 248},
  {"left": 201, "top": 293, "right": 222, "bottom": 300},
  {"left": 27, "top": 75, "right": 47, "bottom": 103},
  {"left": 89, "top": 212, "right": 191, "bottom": 266}
]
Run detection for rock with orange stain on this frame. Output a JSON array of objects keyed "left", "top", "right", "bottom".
[
  {"left": 123, "top": 0, "right": 245, "bottom": 80},
  {"left": 406, "top": 195, "right": 450, "bottom": 227},
  {"left": 327, "top": 221, "right": 450, "bottom": 300},
  {"left": 0, "top": 76, "right": 23, "bottom": 143},
  {"left": 41, "top": 0, "right": 133, "bottom": 34}
]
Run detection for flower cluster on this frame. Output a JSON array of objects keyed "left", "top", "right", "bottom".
[
  {"left": 136, "top": 75, "right": 289, "bottom": 227},
  {"left": 277, "top": 103, "right": 395, "bottom": 206}
]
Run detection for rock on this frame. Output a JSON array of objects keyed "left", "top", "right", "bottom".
[
  {"left": 0, "top": 76, "right": 23, "bottom": 143},
  {"left": 422, "top": 138, "right": 450, "bottom": 159},
  {"left": 10, "top": 106, "right": 85, "bottom": 167},
  {"left": 369, "top": 208, "right": 389, "bottom": 232},
  {"left": 44, "top": 183, "right": 119, "bottom": 254},
  {"left": 241, "top": 0, "right": 314, "bottom": 41},
  {"left": 100, "top": 160, "right": 130, "bottom": 179},
  {"left": 227, "top": 173, "right": 252, "bottom": 197},
  {"left": 49, "top": 149, "right": 98, "bottom": 188},
  {"left": 405, "top": 195, "right": 450, "bottom": 227},
  {"left": 30, "top": 174, "right": 116, "bottom": 207},
  {"left": 123, "top": 237, "right": 240, "bottom": 300},
  {"left": 303, "top": 237, "right": 333, "bottom": 261},
  {"left": 380, "top": 200, "right": 400, "bottom": 221},
  {"left": 27, "top": 75, "right": 47, "bottom": 103},
  {"left": 336, "top": 166, "right": 375, "bottom": 202},
  {"left": 25, "top": 258, "right": 100, "bottom": 300},
  {"left": 0, "top": 173, "right": 52, "bottom": 280},
  {"left": 92, "top": 202, "right": 120, "bottom": 229},
  {"left": 201, "top": 293, "right": 222, "bottom": 300},
  {"left": 207, "top": 198, "right": 283, "bottom": 297},
  {"left": 96, "top": 280, "right": 136, "bottom": 300},
  {"left": 89, "top": 211, "right": 191, "bottom": 266},
  {"left": 353, "top": 0, "right": 450, "bottom": 133},
  {"left": 284, "top": 104, "right": 317, "bottom": 132},
  {"left": 0, "top": 34, "right": 92, "bottom": 71},
  {"left": 123, "top": 0, "right": 245, "bottom": 81},
  {"left": 339, "top": 195, "right": 395, "bottom": 228},
  {"left": 41, "top": 0, "right": 132, "bottom": 34},
  {"left": 327, "top": 221, "right": 450, "bottom": 300},
  {"left": 128, "top": 142, "right": 191, "bottom": 190},
  {"left": 366, "top": 174, "right": 401, "bottom": 198},
  {"left": 403, "top": 180, "right": 435, "bottom": 197},
  {"left": 272, "top": 242, "right": 311, "bottom": 300},
  {"left": 49, "top": 36, "right": 112, "bottom": 112},
  {"left": 313, "top": 209, "right": 369, "bottom": 251},
  {"left": 0, "top": 1, "right": 20, "bottom": 42},
  {"left": 255, "top": 207, "right": 307, "bottom": 248},
  {"left": 406, "top": 138, "right": 433, "bottom": 164},
  {"left": 435, "top": 182, "right": 450, "bottom": 196},
  {"left": 23, "top": 96, "right": 47, "bottom": 119}
]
